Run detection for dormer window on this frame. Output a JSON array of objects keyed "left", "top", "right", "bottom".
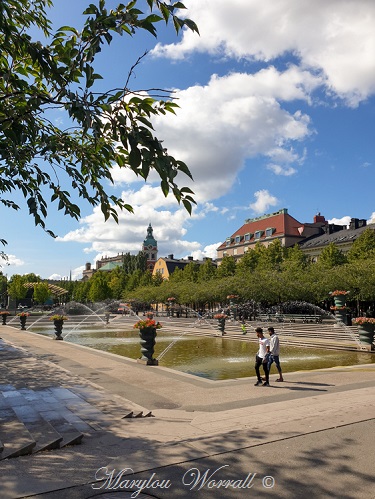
[
  {"left": 265, "top": 227, "right": 275, "bottom": 237},
  {"left": 254, "top": 230, "right": 263, "bottom": 239},
  {"left": 235, "top": 235, "right": 241, "bottom": 244},
  {"left": 226, "top": 237, "right": 232, "bottom": 246},
  {"left": 244, "top": 233, "right": 252, "bottom": 241}
]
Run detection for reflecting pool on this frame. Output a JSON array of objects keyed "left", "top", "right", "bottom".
[{"left": 31, "top": 325, "right": 375, "bottom": 381}]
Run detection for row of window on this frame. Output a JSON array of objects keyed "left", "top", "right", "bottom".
[{"left": 226, "top": 228, "right": 276, "bottom": 246}]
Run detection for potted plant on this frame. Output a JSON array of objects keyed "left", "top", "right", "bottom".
[
  {"left": 49, "top": 314, "right": 68, "bottom": 340},
  {"left": 134, "top": 319, "right": 162, "bottom": 365},
  {"left": 329, "top": 290, "right": 349, "bottom": 306},
  {"left": 214, "top": 313, "right": 228, "bottom": 335},
  {"left": 353, "top": 317, "right": 375, "bottom": 349},
  {"left": 329, "top": 291, "right": 349, "bottom": 325},
  {"left": 17, "top": 312, "right": 29, "bottom": 330},
  {"left": 0, "top": 311, "right": 10, "bottom": 325}
]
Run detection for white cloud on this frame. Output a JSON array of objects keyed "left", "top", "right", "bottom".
[
  {"left": 153, "top": 0, "right": 375, "bottom": 105},
  {"left": 60, "top": 184, "right": 206, "bottom": 260},
  {"left": 5, "top": 255, "right": 25, "bottom": 267},
  {"left": 266, "top": 164, "right": 297, "bottom": 176},
  {"left": 60, "top": 67, "right": 313, "bottom": 263},
  {"left": 152, "top": 69, "right": 314, "bottom": 203},
  {"left": 189, "top": 242, "right": 223, "bottom": 260},
  {"left": 328, "top": 216, "right": 351, "bottom": 227},
  {"left": 249, "top": 190, "right": 279, "bottom": 214},
  {"left": 48, "top": 273, "right": 62, "bottom": 280}
]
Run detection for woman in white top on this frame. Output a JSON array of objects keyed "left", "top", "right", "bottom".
[{"left": 254, "top": 327, "right": 270, "bottom": 386}]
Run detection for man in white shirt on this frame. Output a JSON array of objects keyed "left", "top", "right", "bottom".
[
  {"left": 254, "top": 327, "right": 270, "bottom": 386},
  {"left": 267, "top": 326, "right": 284, "bottom": 382}
]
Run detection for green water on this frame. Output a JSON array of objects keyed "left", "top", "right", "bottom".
[{"left": 33, "top": 327, "right": 375, "bottom": 381}]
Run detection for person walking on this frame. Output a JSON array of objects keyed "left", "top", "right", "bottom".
[
  {"left": 241, "top": 321, "right": 247, "bottom": 334},
  {"left": 267, "top": 326, "right": 284, "bottom": 382},
  {"left": 254, "top": 327, "right": 270, "bottom": 386}
]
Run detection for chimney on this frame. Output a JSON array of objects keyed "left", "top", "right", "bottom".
[
  {"left": 314, "top": 212, "right": 326, "bottom": 224},
  {"left": 323, "top": 224, "right": 344, "bottom": 235},
  {"left": 187, "top": 256, "right": 193, "bottom": 261},
  {"left": 167, "top": 254, "right": 174, "bottom": 260}
]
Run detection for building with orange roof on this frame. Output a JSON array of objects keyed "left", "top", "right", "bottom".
[{"left": 216, "top": 208, "right": 327, "bottom": 263}]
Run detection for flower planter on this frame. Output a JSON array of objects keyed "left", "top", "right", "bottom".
[
  {"left": 53, "top": 319, "right": 64, "bottom": 340},
  {"left": 19, "top": 316, "right": 27, "bottom": 330},
  {"left": 1, "top": 314, "right": 9, "bottom": 325},
  {"left": 357, "top": 324, "right": 375, "bottom": 348},
  {"left": 217, "top": 319, "right": 226, "bottom": 335},
  {"left": 333, "top": 296, "right": 346, "bottom": 308},
  {"left": 138, "top": 327, "right": 158, "bottom": 365},
  {"left": 334, "top": 309, "right": 347, "bottom": 325}
]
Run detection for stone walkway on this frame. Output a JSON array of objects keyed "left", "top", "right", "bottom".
[{"left": 0, "top": 325, "right": 374, "bottom": 498}]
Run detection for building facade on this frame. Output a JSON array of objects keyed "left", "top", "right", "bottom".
[
  {"left": 216, "top": 209, "right": 327, "bottom": 263},
  {"left": 299, "top": 218, "right": 374, "bottom": 261},
  {"left": 152, "top": 254, "right": 217, "bottom": 280},
  {"left": 216, "top": 209, "right": 374, "bottom": 263},
  {"left": 142, "top": 223, "right": 158, "bottom": 272},
  {"left": 81, "top": 223, "right": 158, "bottom": 280}
]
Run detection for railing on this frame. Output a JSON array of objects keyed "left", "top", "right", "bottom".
[{"left": 256, "top": 314, "right": 324, "bottom": 323}]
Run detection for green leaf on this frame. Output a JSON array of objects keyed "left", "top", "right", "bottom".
[
  {"left": 161, "top": 180, "right": 169, "bottom": 196},
  {"left": 129, "top": 147, "right": 141, "bottom": 168}
]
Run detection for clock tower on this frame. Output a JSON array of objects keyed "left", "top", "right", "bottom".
[{"left": 142, "top": 223, "right": 158, "bottom": 271}]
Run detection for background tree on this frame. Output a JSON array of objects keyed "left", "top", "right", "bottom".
[
  {"left": 73, "top": 280, "right": 91, "bottom": 303},
  {"left": 235, "top": 248, "right": 259, "bottom": 274},
  {"left": 315, "top": 243, "right": 347, "bottom": 269},
  {"left": 256, "top": 239, "right": 285, "bottom": 271},
  {"left": 0, "top": 272, "right": 7, "bottom": 307},
  {"left": 33, "top": 282, "right": 51, "bottom": 305},
  {"left": 87, "top": 272, "right": 112, "bottom": 301},
  {"left": 197, "top": 258, "right": 217, "bottom": 282},
  {"left": 7, "top": 274, "right": 28, "bottom": 305},
  {"left": 0, "top": 0, "right": 198, "bottom": 242},
  {"left": 216, "top": 255, "right": 236, "bottom": 278},
  {"left": 282, "top": 244, "right": 309, "bottom": 271},
  {"left": 122, "top": 252, "right": 148, "bottom": 274},
  {"left": 108, "top": 267, "right": 128, "bottom": 299},
  {"left": 347, "top": 228, "right": 375, "bottom": 262}
]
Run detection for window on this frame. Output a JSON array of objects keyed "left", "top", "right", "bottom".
[
  {"left": 244, "top": 233, "right": 251, "bottom": 241},
  {"left": 254, "top": 230, "right": 263, "bottom": 239},
  {"left": 226, "top": 238, "right": 231, "bottom": 246},
  {"left": 235, "top": 235, "right": 241, "bottom": 244},
  {"left": 233, "top": 248, "right": 238, "bottom": 255},
  {"left": 265, "top": 227, "right": 275, "bottom": 237}
]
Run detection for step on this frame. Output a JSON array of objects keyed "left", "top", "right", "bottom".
[
  {"left": 0, "top": 409, "right": 36, "bottom": 459},
  {"left": 38, "top": 411, "right": 84, "bottom": 447},
  {"left": 11, "top": 404, "right": 63, "bottom": 453}
]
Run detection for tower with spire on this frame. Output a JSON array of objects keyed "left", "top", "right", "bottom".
[{"left": 142, "top": 223, "right": 158, "bottom": 271}]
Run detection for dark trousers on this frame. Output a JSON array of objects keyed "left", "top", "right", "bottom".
[{"left": 255, "top": 355, "right": 269, "bottom": 382}]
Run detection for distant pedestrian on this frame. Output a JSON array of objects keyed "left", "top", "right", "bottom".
[
  {"left": 254, "top": 327, "right": 270, "bottom": 386},
  {"left": 267, "top": 326, "right": 284, "bottom": 382},
  {"left": 241, "top": 321, "right": 247, "bottom": 334}
]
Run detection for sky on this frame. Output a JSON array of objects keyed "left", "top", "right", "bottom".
[{"left": 2, "top": 0, "right": 375, "bottom": 281}]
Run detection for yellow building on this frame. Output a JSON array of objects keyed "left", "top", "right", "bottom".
[{"left": 152, "top": 255, "right": 216, "bottom": 280}]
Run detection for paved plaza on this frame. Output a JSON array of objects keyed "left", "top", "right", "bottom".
[{"left": 0, "top": 324, "right": 374, "bottom": 498}]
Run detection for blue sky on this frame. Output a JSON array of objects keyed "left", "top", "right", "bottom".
[{"left": 2, "top": 0, "right": 375, "bottom": 280}]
